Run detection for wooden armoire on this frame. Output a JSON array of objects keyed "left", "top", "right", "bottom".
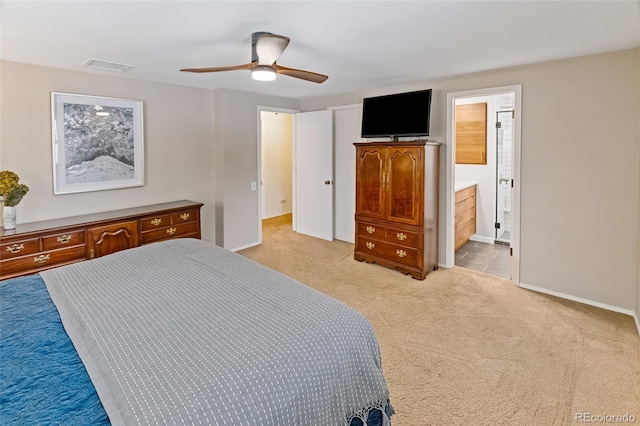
[{"left": 354, "top": 141, "right": 440, "bottom": 280}]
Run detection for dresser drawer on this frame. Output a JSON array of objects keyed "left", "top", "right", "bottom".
[
  {"left": 141, "top": 214, "right": 171, "bottom": 231},
  {"left": 171, "top": 209, "right": 198, "bottom": 224},
  {"left": 1, "top": 238, "right": 40, "bottom": 260},
  {"left": 140, "top": 221, "right": 199, "bottom": 244},
  {"left": 385, "top": 227, "right": 420, "bottom": 248},
  {"left": 356, "top": 221, "right": 385, "bottom": 240},
  {"left": 0, "top": 246, "right": 86, "bottom": 276},
  {"left": 356, "top": 237, "right": 420, "bottom": 268},
  {"left": 42, "top": 230, "right": 85, "bottom": 251}
]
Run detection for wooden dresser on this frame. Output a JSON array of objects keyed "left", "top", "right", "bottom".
[
  {"left": 354, "top": 141, "right": 440, "bottom": 280},
  {"left": 0, "top": 200, "right": 203, "bottom": 280}
]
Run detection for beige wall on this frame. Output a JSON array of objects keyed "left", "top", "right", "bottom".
[
  {"left": 0, "top": 61, "right": 216, "bottom": 242},
  {"left": 302, "top": 48, "right": 640, "bottom": 313},
  {"left": 214, "top": 89, "right": 299, "bottom": 250}
]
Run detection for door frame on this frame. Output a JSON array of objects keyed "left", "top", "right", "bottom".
[
  {"left": 256, "top": 105, "right": 300, "bottom": 245},
  {"left": 445, "top": 85, "right": 522, "bottom": 284}
]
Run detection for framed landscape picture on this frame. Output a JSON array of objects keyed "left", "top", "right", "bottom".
[{"left": 51, "top": 92, "right": 144, "bottom": 195}]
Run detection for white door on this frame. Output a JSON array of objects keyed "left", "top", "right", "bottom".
[
  {"left": 295, "top": 110, "right": 333, "bottom": 241},
  {"left": 333, "top": 106, "right": 362, "bottom": 243}
]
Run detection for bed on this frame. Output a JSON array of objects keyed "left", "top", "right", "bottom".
[{"left": 0, "top": 238, "right": 392, "bottom": 425}]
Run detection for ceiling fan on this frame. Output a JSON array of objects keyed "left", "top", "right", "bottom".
[{"left": 180, "top": 32, "right": 328, "bottom": 84}]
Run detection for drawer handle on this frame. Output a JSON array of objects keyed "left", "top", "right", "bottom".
[
  {"left": 396, "top": 249, "right": 407, "bottom": 258},
  {"left": 57, "top": 235, "right": 72, "bottom": 244},
  {"left": 365, "top": 226, "right": 375, "bottom": 234},
  {"left": 150, "top": 218, "right": 162, "bottom": 226},
  {"left": 365, "top": 241, "right": 375, "bottom": 250},
  {"left": 180, "top": 213, "right": 190, "bottom": 221},
  {"left": 166, "top": 227, "right": 177, "bottom": 235},
  {"left": 34, "top": 254, "right": 50, "bottom": 264},
  {"left": 396, "top": 232, "right": 407, "bottom": 241},
  {"left": 6, "top": 243, "right": 24, "bottom": 254}
]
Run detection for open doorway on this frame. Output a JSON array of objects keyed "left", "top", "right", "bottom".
[
  {"left": 445, "top": 85, "right": 522, "bottom": 283},
  {"left": 257, "top": 107, "right": 298, "bottom": 244},
  {"left": 260, "top": 111, "right": 293, "bottom": 220},
  {"left": 258, "top": 105, "right": 361, "bottom": 248},
  {"left": 453, "top": 94, "right": 513, "bottom": 278}
]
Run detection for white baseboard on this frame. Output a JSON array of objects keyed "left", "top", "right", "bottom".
[
  {"left": 519, "top": 282, "right": 640, "bottom": 337},
  {"left": 262, "top": 212, "right": 292, "bottom": 220},
  {"left": 470, "top": 235, "right": 495, "bottom": 245},
  {"left": 229, "top": 241, "right": 261, "bottom": 252}
]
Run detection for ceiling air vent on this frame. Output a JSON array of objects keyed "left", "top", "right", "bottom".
[{"left": 82, "top": 59, "right": 135, "bottom": 73}]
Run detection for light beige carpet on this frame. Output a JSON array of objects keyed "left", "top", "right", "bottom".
[{"left": 240, "top": 215, "right": 640, "bottom": 425}]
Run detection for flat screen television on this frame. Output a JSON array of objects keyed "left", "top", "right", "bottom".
[{"left": 361, "top": 89, "right": 432, "bottom": 138}]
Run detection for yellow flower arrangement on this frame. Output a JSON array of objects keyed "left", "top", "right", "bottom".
[{"left": 0, "top": 170, "right": 29, "bottom": 207}]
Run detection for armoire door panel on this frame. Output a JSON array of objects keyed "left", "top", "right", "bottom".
[
  {"left": 356, "top": 148, "right": 386, "bottom": 219},
  {"left": 386, "top": 147, "right": 422, "bottom": 225}
]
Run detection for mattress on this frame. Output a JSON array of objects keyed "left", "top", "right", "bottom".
[{"left": 1, "top": 239, "right": 392, "bottom": 425}]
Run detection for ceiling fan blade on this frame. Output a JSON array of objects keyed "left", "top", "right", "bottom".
[
  {"left": 275, "top": 65, "right": 328, "bottom": 84},
  {"left": 255, "top": 34, "right": 290, "bottom": 65},
  {"left": 180, "top": 62, "right": 256, "bottom": 73}
]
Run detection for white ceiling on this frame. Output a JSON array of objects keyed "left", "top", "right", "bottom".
[{"left": 2, "top": 1, "right": 639, "bottom": 99}]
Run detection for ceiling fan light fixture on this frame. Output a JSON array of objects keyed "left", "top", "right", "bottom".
[{"left": 252, "top": 65, "right": 276, "bottom": 81}]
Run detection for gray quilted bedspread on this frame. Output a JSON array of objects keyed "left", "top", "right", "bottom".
[{"left": 41, "top": 238, "right": 390, "bottom": 426}]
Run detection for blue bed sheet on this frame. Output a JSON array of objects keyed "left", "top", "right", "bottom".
[{"left": 0, "top": 274, "right": 390, "bottom": 425}]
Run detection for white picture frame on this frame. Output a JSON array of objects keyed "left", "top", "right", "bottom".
[{"left": 51, "top": 92, "right": 144, "bottom": 195}]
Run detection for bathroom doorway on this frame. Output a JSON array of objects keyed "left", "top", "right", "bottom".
[{"left": 446, "top": 85, "right": 522, "bottom": 283}]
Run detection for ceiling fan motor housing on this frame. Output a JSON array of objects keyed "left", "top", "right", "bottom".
[{"left": 251, "top": 32, "right": 272, "bottom": 63}]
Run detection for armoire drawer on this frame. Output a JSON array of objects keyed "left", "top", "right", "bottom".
[
  {"left": 385, "top": 227, "right": 420, "bottom": 248},
  {"left": 356, "top": 221, "right": 385, "bottom": 240},
  {"left": 356, "top": 237, "right": 419, "bottom": 268}
]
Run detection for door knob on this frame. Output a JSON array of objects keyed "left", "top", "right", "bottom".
[{"left": 324, "top": 180, "right": 332, "bottom": 185}]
